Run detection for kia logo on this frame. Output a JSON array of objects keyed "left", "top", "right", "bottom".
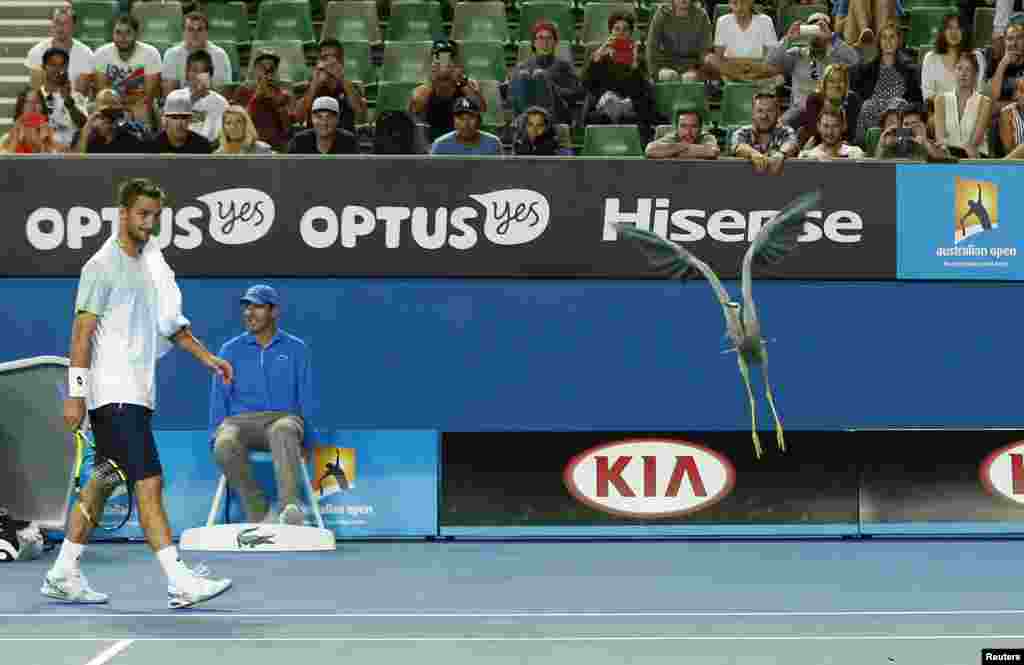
[
  {"left": 563, "top": 439, "right": 735, "bottom": 518},
  {"left": 980, "top": 440, "right": 1024, "bottom": 505}
]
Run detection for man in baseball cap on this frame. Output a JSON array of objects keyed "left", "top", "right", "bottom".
[
  {"left": 148, "top": 88, "right": 213, "bottom": 153},
  {"left": 209, "top": 284, "right": 317, "bottom": 527},
  {"left": 286, "top": 95, "right": 358, "bottom": 154},
  {"left": 429, "top": 96, "right": 503, "bottom": 155},
  {"left": 230, "top": 48, "right": 293, "bottom": 151}
]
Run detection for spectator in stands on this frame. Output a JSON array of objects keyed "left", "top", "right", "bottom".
[
  {"left": 161, "top": 12, "right": 233, "bottom": 96},
  {"left": 851, "top": 21, "right": 922, "bottom": 143},
  {"left": 988, "top": 19, "right": 1024, "bottom": 115},
  {"left": 704, "top": 0, "right": 779, "bottom": 83},
  {"left": 231, "top": 49, "right": 293, "bottom": 152},
  {"left": 0, "top": 111, "right": 61, "bottom": 154},
  {"left": 645, "top": 106, "right": 720, "bottom": 159},
  {"left": 993, "top": 0, "right": 1015, "bottom": 62},
  {"left": 934, "top": 51, "right": 991, "bottom": 157},
  {"left": 40, "top": 47, "right": 88, "bottom": 150},
  {"left": 76, "top": 89, "right": 150, "bottom": 154},
  {"left": 798, "top": 104, "right": 865, "bottom": 159},
  {"left": 732, "top": 92, "right": 798, "bottom": 173},
  {"left": 875, "top": 98, "right": 952, "bottom": 160},
  {"left": 921, "top": 13, "right": 986, "bottom": 104},
  {"left": 183, "top": 50, "right": 228, "bottom": 145},
  {"left": 299, "top": 40, "right": 367, "bottom": 134},
  {"left": 430, "top": 96, "right": 502, "bottom": 155},
  {"left": 215, "top": 106, "right": 272, "bottom": 155},
  {"left": 1, "top": 86, "right": 46, "bottom": 149},
  {"left": 411, "top": 40, "right": 488, "bottom": 143},
  {"left": 148, "top": 88, "right": 214, "bottom": 154},
  {"left": 509, "top": 21, "right": 583, "bottom": 125},
  {"left": 998, "top": 77, "right": 1024, "bottom": 154},
  {"left": 645, "top": 0, "right": 713, "bottom": 82},
  {"left": 513, "top": 106, "right": 569, "bottom": 156},
  {"left": 771, "top": 14, "right": 860, "bottom": 131},
  {"left": 796, "top": 64, "right": 863, "bottom": 147},
  {"left": 287, "top": 96, "right": 358, "bottom": 155},
  {"left": 583, "top": 12, "right": 658, "bottom": 141},
  {"left": 93, "top": 14, "right": 162, "bottom": 129},
  {"left": 373, "top": 110, "right": 425, "bottom": 154},
  {"left": 833, "top": 0, "right": 898, "bottom": 48},
  {"left": 25, "top": 6, "right": 93, "bottom": 95}
]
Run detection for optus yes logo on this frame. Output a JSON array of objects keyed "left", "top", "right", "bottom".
[
  {"left": 563, "top": 439, "right": 735, "bottom": 518},
  {"left": 197, "top": 188, "right": 275, "bottom": 245},
  {"left": 980, "top": 440, "right": 1024, "bottom": 505}
]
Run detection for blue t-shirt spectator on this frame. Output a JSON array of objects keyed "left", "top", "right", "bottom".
[{"left": 430, "top": 130, "right": 503, "bottom": 155}]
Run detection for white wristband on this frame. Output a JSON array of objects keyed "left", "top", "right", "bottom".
[{"left": 68, "top": 368, "right": 89, "bottom": 398}]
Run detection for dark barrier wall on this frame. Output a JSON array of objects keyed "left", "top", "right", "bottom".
[
  {"left": 0, "top": 279, "right": 1019, "bottom": 431},
  {"left": 1, "top": 157, "right": 895, "bottom": 279}
]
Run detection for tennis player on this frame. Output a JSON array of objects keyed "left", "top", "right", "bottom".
[{"left": 43, "top": 178, "right": 235, "bottom": 609}]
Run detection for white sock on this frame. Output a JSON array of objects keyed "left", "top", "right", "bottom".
[
  {"left": 156, "top": 545, "right": 192, "bottom": 586},
  {"left": 53, "top": 539, "right": 84, "bottom": 573}
]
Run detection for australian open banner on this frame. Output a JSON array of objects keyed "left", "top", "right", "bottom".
[
  {"left": 1, "top": 156, "right": 896, "bottom": 279},
  {"left": 440, "top": 431, "right": 860, "bottom": 537}
]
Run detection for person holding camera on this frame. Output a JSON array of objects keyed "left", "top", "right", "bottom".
[
  {"left": 231, "top": 49, "right": 293, "bottom": 152},
  {"left": 39, "top": 47, "right": 87, "bottom": 151},
  {"left": 875, "top": 98, "right": 952, "bottom": 161},
  {"left": 410, "top": 40, "right": 487, "bottom": 143},
  {"left": 299, "top": 40, "right": 367, "bottom": 135},
  {"left": 76, "top": 89, "right": 149, "bottom": 154},
  {"left": 582, "top": 12, "right": 658, "bottom": 141},
  {"left": 934, "top": 51, "right": 991, "bottom": 158}
]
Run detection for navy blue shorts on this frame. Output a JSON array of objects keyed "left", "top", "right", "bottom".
[{"left": 88, "top": 403, "right": 162, "bottom": 483}]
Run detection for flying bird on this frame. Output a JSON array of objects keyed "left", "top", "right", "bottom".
[{"left": 611, "top": 191, "right": 822, "bottom": 458}]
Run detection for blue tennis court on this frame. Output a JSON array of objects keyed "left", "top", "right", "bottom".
[{"left": 3, "top": 539, "right": 1023, "bottom": 664}]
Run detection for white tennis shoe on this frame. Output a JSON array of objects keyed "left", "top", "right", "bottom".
[
  {"left": 167, "top": 563, "right": 233, "bottom": 609},
  {"left": 279, "top": 504, "right": 305, "bottom": 526},
  {"left": 40, "top": 567, "right": 109, "bottom": 604}
]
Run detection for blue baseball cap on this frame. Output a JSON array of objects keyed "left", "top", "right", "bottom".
[{"left": 240, "top": 284, "right": 280, "bottom": 306}]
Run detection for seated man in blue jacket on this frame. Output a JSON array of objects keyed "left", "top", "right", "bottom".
[{"left": 209, "top": 285, "right": 315, "bottom": 526}]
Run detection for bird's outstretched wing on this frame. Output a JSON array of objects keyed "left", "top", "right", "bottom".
[
  {"left": 610, "top": 222, "right": 731, "bottom": 305},
  {"left": 746, "top": 190, "right": 823, "bottom": 268}
]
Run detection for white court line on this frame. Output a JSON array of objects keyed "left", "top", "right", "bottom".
[
  {"left": 1, "top": 636, "right": 1024, "bottom": 643},
  {"left": 83, "top": 640, "right": 134, "bottom": 665},
  {"left": 5, "top": 609, "right": 1024, "bottom": 618}
]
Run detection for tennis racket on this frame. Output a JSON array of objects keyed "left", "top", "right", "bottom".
[{"left": 72, "top": 428, "right": 133, "bottom": 532}]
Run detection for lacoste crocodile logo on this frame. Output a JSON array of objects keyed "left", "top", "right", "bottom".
[{"left": 236, "top": 527, "right": 275, "bottom": 548}]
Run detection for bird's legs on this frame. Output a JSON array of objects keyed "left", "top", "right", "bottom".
[
  {"left": 736, "top": 354, "right": 762, "bottom": 459},
  {"left": 760, "top": 349, "right": 785, "bottom": 453}
]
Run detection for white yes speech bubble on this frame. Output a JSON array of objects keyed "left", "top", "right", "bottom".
[
  {"left": 469, "top": 189, "right": 550, "bottom": 246},
  {"left": 197, "top": 188, "right": 276, "bottom": 246}
]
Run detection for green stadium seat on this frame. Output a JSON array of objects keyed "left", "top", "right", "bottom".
[
  {"left": 580, "top": 2, "right": 634, "bottom": 45},
  {"left": 451, "top": 2, "right": 509, "bottom": 43},
  {"left": 719, "top": 82, "right": 757, "bottom": 126},
  {"left": 132, "top": 1, "right": 184, "bottom": 50},
  {"left": 713, "top": 3, "right": 729, "bottom": 23},
  {"left": 654, "top": 81, "right": 707, "bottom": 123},
  {"left": 388, "top": 2, "right": 444, "bottom": 42},
  {"left": 74, "top": 1, "right": 118, "bottom": 49},
  {"left": 341, "top": 41, "right": 375, "bottom": 86},
  {"left": 205, "top": 2, "right": 249, "bottom": 46},
  {"left": 900, "top": 0, "right": 956, "bottom": 10},
  {"left": 517, "top": 2, "right": 576, "bottom": 44},
  {"left": 255, "top": 1, "right": 316, "bottom": 46},
  {"left": 477, "top": 78, "right": 505, "bottom": 133},
  {"left": 379, "top": 42, "right": 432, "bottom": 82},
  {"left": 322, "top": 1, "right": 382, "bottom": 43},
  {"left": 248, "top": 40, "right": 308, "bottom": 82},
  {"left": 907, "top": 7, "right": 955, "bottom": 49},
  {"left": 583, "top": 124, "right": 644, "bottom": 155},
  {"left": 459, "top": 41, "right": 507, "bottom": 81},
  {"left": 375, "top": 80, "right": 419, "bottom": 113},
  {"left": 974, "top": 6, "right": 995, "bottom": 48},
  {"left": 864, "top": 126, "right": 881, "bottom": 157},
  {"left": 221, "top": 42, "right": 241, "bottom": 83}
]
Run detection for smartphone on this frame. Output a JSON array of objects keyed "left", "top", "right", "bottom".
[{"left": 611, "top": 38, "right": 635, "bottom": 65}]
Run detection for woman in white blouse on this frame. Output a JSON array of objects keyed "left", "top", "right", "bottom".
[
  {"left": 920, "top": 13, "right": 986, "bottom": 103},
  {"left": 934, "top": 51, "right": 992, "bottom": 157}
]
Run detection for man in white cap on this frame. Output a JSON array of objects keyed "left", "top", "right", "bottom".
[
  {"left": 286, "top": 96, "right": 357, "bottom": 154},
  {"left": 148, "top": 88, "right": 214, "bottom": 154}
]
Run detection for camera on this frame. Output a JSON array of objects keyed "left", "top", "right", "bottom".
[
  {"left": 799, "top": 25, "right": 822, "bottom": 38},
  {"left": 889, "top": 126, "right": 914, "bottom": 156}
]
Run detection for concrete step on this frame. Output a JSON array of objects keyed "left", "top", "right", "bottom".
[
  {"left": 0, "top": 1, "right": 65, "bottom": 21},
  {"left": 0, "top": 73, "right": 28, "bottom": 98},
  {"left": 0, "top": 37, "right": 40, "bottom": 58},
  {"left": 0, "top": 19, "right": 49, "bottom": 38},
  {"left": 0, "top": 56, "right": 23, "bottom": 76}
]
